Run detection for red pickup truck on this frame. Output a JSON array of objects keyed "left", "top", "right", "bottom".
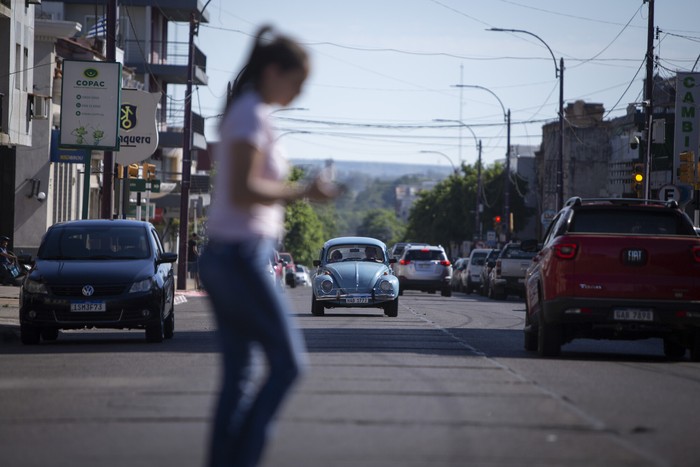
[{"left": 523, "top": 197, "right": 700, "bottom": 360}]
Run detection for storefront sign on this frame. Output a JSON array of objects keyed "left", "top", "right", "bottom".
[
  {"left": 116, "top": 90, "right": 161, "bottom": 165},
  {"left": 59, "top": 60, "right": 121, "bottom": 150},
  {"left": 674, "top": 72, "right": 700, "bottom": 184}
]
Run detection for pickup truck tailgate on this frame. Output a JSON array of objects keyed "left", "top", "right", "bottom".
[{"left": 554, "top": 234, "right": 700, "bottom": 301}]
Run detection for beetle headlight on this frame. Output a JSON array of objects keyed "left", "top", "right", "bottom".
[
  {"left": 320, "top": 279, "right": 333, "bottom": 293},
  {"left": 129, "top": 278, "right": 154, "bottom": 293},
  {"left": 379, "top": 280, "right": 393, "bottom": 292},
  {"left": 24, "top": 279, "right": 48, "bottom": 295}
]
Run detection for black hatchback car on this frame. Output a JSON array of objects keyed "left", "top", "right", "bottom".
[{"left": 19, "top": 220, "right": 177, "bottom": 344}]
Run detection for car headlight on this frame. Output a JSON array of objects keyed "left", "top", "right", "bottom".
[
  {"left": 379, "top": 280, "right": 393, "bottom": 292},
  {"left": 320, "top": 279, "right": 333, "bottom": 293},
  {"left": 129, "top": 278, "right": 154, "bottom": 293},
  {"left": 24, "top": 279, "right": 48, "bottom": 295}
]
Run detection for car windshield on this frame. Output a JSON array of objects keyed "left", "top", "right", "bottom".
[
  {"left": 327, "top": 245, "right": 385, "bottom": 263},
  {"left": 38, "top": 226, "right": 150, "bottom": 260}
]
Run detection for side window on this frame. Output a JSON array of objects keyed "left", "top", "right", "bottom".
[
  {"left": 150, "top": 229, "right": 164, "bottom": 256},
  {"left": 542, "top": 211, "right": 567, "bottom": 246}
]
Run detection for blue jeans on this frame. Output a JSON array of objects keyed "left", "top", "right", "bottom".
[{"left": 199, "top": 239, "right": 307, "bottom": 467}]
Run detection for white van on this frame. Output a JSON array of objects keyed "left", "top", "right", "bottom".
[{"left": 461, "top": 248, "right": 492, "bottom": 294}]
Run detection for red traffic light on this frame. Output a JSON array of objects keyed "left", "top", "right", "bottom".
[{"left": 493, "top": 215, "right": 502, "bottom": 224}]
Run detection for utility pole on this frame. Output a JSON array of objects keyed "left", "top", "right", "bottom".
[
  {"left": 474, "top": 140, "right": 483, "bottom": 241},
  {"left": 643, "top": 0, "right": 655, "bottom": 199},
  {"left": 177, "top": 1, "right": 211, "bottom": 290},
  {"left": 101, "top": 0, "right": 118, "bottom": 219}
]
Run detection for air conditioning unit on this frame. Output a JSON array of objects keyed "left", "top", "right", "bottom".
[{"left": 31, "top": 94, "right": 50, "bottom": 120}]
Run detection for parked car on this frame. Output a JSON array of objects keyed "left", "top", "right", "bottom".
[
  {"left": 293, "top": 264, "right": 311, "bottom": 286},
  {"left": 450, "top": 258, "right": 467, "bottom": 291},
  {"left": 487, "top": 243, "right": 536, "bottom": 300},
  {"left": 479, "top": 249, "right": 500, "bottom": 296},
  {"left": 311, "top": 236, "right": 399, "bottom": 317},
  {"left": 523, "top": 197, "right": 700, "bottom": 359},
  {"left": 395, "top": 245, "right": 452, "bottom": 297},
  {"left": 461, "top": 248, "right": 491, "bottom": 294},
  {"left": 18, "top": 219, "right": 177, "bottom": 345},
  {"left": 279, "top": 252, "right": 296, "bottom": 288}
]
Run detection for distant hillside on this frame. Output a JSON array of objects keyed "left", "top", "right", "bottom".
[{"left": 290, "top": 158, "right": 453, "bottom": 181}]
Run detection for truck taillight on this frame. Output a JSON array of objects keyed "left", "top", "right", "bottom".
[
  {"left": 400, "top": 259, "right": 410, "bottom": 265},
  {"left": 440, "top": 260, "right": 451, "bottom": 266},
  {"left": 692, "top": 246, "right": 700, "bottom": 263},
  {"left": 554, "top": 243, "right": 578, "bottom": 260}
]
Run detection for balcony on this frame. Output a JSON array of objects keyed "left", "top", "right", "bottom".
[
  {"left": 158, "top": 109, "right": 206, "bottom": 151},
  {"left": 124, "top": 40, "right": 208, "bottom": 86}
]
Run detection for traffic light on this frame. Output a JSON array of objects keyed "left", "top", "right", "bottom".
[
  {"left": 143, "top": 163, "right": 156, "bottom": 180},
  {"left": 493, "top": 215, "right": 502, "bottom": 232},
  {"left": 128, "top": 163, "right": 139, "bottom": 178},
  {"left": 632, "top": 163, "right": 644, "bottom": 195},
  {"left": 679, "top": 151, "right": 695, "bottom": 184}
]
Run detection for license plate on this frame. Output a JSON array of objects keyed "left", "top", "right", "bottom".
[
  {"left": 416, "top": 263, "right": 431, "bottom": 270},
  {"left": 71, "top": 301, "right": 106, "bottom": 312},
  {"left": 346, "top": 297, "right": 369, "bottom": 304},
  {"left": 614, "top": 308, "right": 653, "bottom": 321}
]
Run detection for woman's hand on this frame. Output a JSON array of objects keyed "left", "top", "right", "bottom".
[{"left": 303, "top": 174, "right": 344, "bottom": 202}]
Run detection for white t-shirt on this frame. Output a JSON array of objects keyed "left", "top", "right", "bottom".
[{"left": 206, "top": 91, "right": 289, "bottom": 242}]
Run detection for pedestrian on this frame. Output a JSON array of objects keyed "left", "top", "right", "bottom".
[
  {"left": 0, "top": 235, "right": 20, "bottom": 286},
  {"left": 187, "top": 232, "right": 201, "bottom": 290},
  {"left": 198, "top": 25, "right": 341, "bottom": 467}
]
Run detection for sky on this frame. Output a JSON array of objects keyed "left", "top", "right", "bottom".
[{"left": 172, "top": 0, "right": 699, "bottom": 170}]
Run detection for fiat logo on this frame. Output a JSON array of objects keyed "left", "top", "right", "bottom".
[{"left": 82, "top": 285, "right": 95, "bottom": 297}]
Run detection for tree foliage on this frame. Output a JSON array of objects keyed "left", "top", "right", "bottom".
[
  {"left": 356, "top": 208, "right": 405, "bottom": 245},
  {"left": 404, "top": 163, "right": 532, "bottom": 246}
]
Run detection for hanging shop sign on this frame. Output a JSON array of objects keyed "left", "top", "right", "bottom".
[
  {"left": 59, "top": 60, "right": 121, "bottom": 150},
  {"left": 116, "top": 90, "right": 161, "bottom": 165}
]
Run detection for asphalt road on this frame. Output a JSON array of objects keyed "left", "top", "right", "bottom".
[{"left": 0, "top": 286, "right": 698, "bottom": 467}]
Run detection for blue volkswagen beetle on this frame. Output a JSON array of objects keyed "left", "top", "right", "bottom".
[{"left": 311, "top": 237, "right": 400, "bottom": 317}]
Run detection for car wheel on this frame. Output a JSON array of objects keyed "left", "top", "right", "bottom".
[
  {"left": 663, "top": 337, "right": 686, "bottom": 360},
  {"left": 384, "top": 298, "right": 399, "bottom": 317},
  {"left": 146, "top": 311, "right": 164, "bottom": 343},
  {"left": 41, "top": 328, "right": 59, "bottom": 341},
  {"left": 465, "top": 280, "right": 472, "bottom": 294},
  {"left": 164, "top": 311, "right": 175, "bottom": 339},
  {"left": 690, "top": 334, "right": 700, "bottom": 362},
  {"left": 537, "top": 317, "right": 562, "bottom": 357},
  {"left": 492, "top": 286, "right": 506, "bottom": 300},
  {"left": 20, "top": 323, "right": 40, "bottom": 345},
  {"left": 523, "top": 307, "right": 537, "bottom": 352},
  {"left": 441, "top": 288, "right": 452, "bottom": 297},
  {"left": 311, "top": 294, "right": 325, "bottom": 316},
  {"left": 398, "top": 287, "right": 404, "bottom": 296}
]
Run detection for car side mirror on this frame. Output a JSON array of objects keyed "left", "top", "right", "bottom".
[
  {"left": 158, "top": 252, "right": 178, "bottom": 264},
  {"left": 313, "top": 259, "right": 321, "bottom": 267},
  {"left": 389, "top": 258, "right": 396, "bottom": 264}
]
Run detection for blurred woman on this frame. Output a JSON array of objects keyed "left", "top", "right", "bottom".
[{"left": 199, "top": 25, "right": 339, "bottom": 467}]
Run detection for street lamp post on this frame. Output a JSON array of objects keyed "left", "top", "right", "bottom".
[
  {"left": 452, "top": 85, "right": 511, "bottom": 242},
  {"left": 488, "top": 27, "right": 564, "bottom": 210},
  {"left": 419, "top": 150, "right": 458, "bottom": 174},
  {"left": 433, "top": 119, "right": 483, "bottom": 240}
]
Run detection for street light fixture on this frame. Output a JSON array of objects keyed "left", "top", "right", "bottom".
[
  {"left": 433, "top": 119, "right": 484, "bottom": 240},
  {"left": 419, "top": 150, "right": 458, "bottom": 174},
  {"left": 452, "top": 84, "right": 511, "bottom": 242},
  {"left": 488, "top": 27, "right": 564, "bottom": 210}
]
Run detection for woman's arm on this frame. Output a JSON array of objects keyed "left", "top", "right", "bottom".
[{"left": 228, "top": 141, "right": 338, "bottom": 208}]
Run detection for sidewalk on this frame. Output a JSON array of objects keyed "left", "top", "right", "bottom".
[{"left": 0, "top": 277, "right": 203, "bottom": 341}]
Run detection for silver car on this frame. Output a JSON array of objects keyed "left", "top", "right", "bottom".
[{"left": 395, "top": 245, "right": 452, "bottom": 297}]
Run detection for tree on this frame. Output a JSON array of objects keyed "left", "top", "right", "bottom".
[
  {"left": 356, "top": 209, "right": 405, "bottom": 245},
  {"left": 404, "top": 163, "right": 532, "bottom": 246}
]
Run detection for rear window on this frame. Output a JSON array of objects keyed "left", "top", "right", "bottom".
[
  {"left": 405, "top": 249, "right": 446, "bottom": 261},
  {"left": 570, "top": 209, "right": 693, "bottom": 236},
  {"left": 501, "top": 247, "right": 536, "bottom": 260},
  {"left": 469, "top": 252, "right": 488, "bottom": 266}
]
